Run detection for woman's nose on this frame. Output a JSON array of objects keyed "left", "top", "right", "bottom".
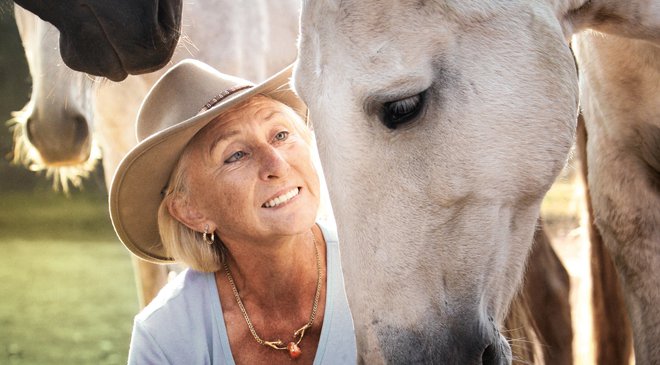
[{"left": 259, "top": 146, "right": 290, "bottom": 180}]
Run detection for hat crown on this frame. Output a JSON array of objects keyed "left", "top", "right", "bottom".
[{"left": 136, "top": 59, "right": 254, "bottom": 142}]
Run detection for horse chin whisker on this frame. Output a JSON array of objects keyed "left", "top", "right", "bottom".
[
  {"left": 8, "top": 108, "right": 42, "bottom": 168},
  {"left": 510, "top": 356, "right": 536, "bottom": 365},
  {"left": 43, "top": 146, "right": 102, "bottom": 194},
  {"left": 506, "top": 337, "right": 537, "bottom": 345},
  {"left": 505, "top": 334, "right": 545, "bottom": 365},
  {"left": 500, "top": 326, "right": 527, "bottom": 334},
  {"left": 7, "top": 111, "right": 102, "bottom": 194}
]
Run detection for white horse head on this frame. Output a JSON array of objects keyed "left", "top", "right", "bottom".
[
  {"left": 294, "top": 0, "right": 660, "bottom": 363},
  {"left": 12, "top": 5, "right": 100, "bottom": 191}
]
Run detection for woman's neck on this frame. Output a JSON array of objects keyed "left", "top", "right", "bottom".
[{"left": 218, "top": 225, "right": 322, "bottom": 309}]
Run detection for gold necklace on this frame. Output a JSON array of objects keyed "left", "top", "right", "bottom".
[{"left": 222, "top": 232, "right": 322, "bottom": 360}]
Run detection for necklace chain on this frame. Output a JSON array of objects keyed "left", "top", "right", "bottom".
[{"left": 222, "top": 231, "right": 322, "bottom": 353}]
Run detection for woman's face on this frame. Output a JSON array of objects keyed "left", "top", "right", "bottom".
[{"left": 180, "top": 96, "right": 320, "bottom": 243}]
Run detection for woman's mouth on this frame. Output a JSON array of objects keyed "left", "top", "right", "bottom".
[{"left": 262, "top": 187, "right": 301, "bottom": 208}]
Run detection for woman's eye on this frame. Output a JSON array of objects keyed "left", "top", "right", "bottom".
[
  {"left": 381, "top": 90, "right": 427, "bottom": 129},
  {"left": 225, "top": 151, "right": 246, "bottom": 163},
  {"left": 274, "top": 131, "right": 289, "bottom": 141}
]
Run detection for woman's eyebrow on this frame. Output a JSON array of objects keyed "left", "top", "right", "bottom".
[
  {"left": 207, "top": 110, "right": 287, "bottom": 156},
  {"left": 209, "top": 129, "right": 241, "bottom": 156},
  {"left": 263, "top": 110, "right": 284, "bottom": 121}
]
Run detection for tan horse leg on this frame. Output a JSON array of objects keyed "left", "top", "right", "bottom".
[
  {"left": 505, "top": 223, "right": 573, "bottom": 365},
  {"left": 576, "top": 115, "right": 632, "bottom": 364},
  {"left": 96, "top": 88, "right": 171, "bottom": 309},
  {"left": 130, "top": 256, "right": 169, "bottom": 308}
]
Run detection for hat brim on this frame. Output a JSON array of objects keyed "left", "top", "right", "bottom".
[{"left": 109, "top": 64, "right": 305, "bottom": 263}]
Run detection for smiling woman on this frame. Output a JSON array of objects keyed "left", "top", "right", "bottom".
[{"left": 108, "top": 59, "right": 356, "bottom": 364}]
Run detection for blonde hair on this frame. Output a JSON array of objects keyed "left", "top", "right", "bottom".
[
  {"left": 158, "top": 149, "right": 224, "bottom": 272},
  {"left": 157, "top": 95, "right": 311, "bottom": 272}
]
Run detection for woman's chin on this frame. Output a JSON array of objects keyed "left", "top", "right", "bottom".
[{"left": 260, "top": 208, "right": 318, "bottom": 235}]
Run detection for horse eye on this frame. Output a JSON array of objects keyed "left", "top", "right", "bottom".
[{"left": 381, "top": 91, "right": 426, "bottom": 129}]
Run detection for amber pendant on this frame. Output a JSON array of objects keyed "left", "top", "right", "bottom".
[{"left": 287, "top": 342, "right": 302, "bottom": 359}]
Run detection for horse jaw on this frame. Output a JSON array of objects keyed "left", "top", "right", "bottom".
[{"left": 295, "top": 1, "right": 577, "bottom": 362}]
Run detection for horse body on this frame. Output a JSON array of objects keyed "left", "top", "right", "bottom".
[
  {"left": 14, "top": 0, "right": 301, "bottom": 306},
  {"left": 14, "top": 0, "right": 182, "bottom": 81},
  {"left": 294, "top": 0, "right": 659, "bottom": 363},
  {"left": 573, "top": 32, "right": 660, "bottom": 363}
]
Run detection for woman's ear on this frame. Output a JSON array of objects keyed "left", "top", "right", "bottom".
[{"left": 167, "top": 193, "right": 209, "bottom": 233}]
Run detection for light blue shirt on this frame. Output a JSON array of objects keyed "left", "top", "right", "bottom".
[{"left": 127, "top": 221, "right": 357, "bottom": 364}]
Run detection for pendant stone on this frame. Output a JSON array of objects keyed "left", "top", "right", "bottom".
[{"left": 287, "top": 342, "right": 302, "bottom": 359}]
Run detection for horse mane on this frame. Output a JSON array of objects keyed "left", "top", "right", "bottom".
[{"left": 7, "top": 104, "right": 101, "bottom": 193}]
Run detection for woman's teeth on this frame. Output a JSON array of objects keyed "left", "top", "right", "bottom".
[{"left": 264, "top": 188, "right": 299, "bottom": 208}]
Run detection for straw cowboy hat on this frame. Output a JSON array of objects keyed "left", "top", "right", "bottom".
[{"left": 109, "top": 59, "right": 306, "bottom": 263}]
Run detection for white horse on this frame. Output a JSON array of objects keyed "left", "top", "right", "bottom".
[
  {"left": 294, "top": 0, "right": 659, "bottom": 363},
  {"left": 13, "top": 0, "right": 301, "bottom": 307}
]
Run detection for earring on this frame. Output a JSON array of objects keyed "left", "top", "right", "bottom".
[{"left": 203, "top": 224, "right": 215, "bottom": 245}]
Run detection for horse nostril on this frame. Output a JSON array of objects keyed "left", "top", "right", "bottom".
[
  {"left": 25, "top": 116, "right": 36, "bottom": 144},
  {"left": 73, "top": 114, "right": 92, "bottom": 160},
  {"left": 481, "top": 343, "right": 499, "bottom": 365},
  {"left": 73, "top": 115, "right": 90, "bottom": 142}
]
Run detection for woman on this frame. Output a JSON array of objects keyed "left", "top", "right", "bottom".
[{"left": 109, "top": 59, "right": 356, "bottom": 364}]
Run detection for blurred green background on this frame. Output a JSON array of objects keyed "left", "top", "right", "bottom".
[{"left": 0, "top": 2, "right": 139, "bottom": 364}]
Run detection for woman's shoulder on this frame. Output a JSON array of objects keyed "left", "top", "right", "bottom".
[
  {"left": 135, "top": 269, "right": 212, "bottom": 325},
  {"left": 128, "top": 269, "right": 222, "bottom": 364}
]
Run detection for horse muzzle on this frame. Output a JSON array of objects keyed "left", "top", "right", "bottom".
[
  {"left": 25, "top": 112, "right": 92, "bottom": 166},
  {"left": 364, "top": 315, "right": 512, "bottom": 365}
]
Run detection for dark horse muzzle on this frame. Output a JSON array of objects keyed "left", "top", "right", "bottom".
[{"left": 14, "top": 0, "right": 183, "bottom": 81}]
